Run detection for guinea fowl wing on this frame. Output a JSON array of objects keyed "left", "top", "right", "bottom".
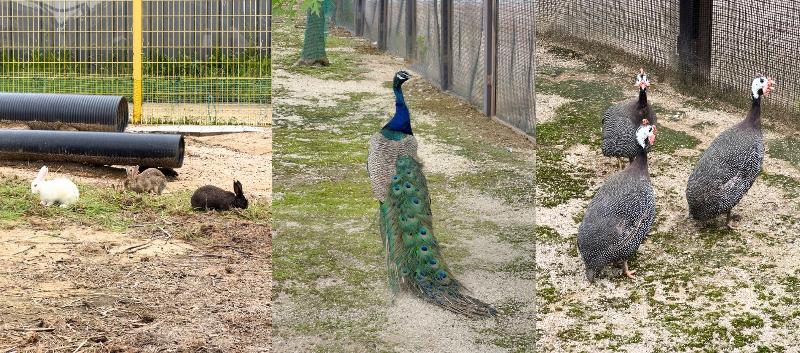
[
  {"left": 691, "top": 127, "right": 763, "bottom": 201},
  {"left": 580, "top": 174, "right": 655, "bottom": 266}
]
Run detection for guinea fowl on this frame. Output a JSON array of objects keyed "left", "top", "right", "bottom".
[
  {"left": 366, "top": 70, "right": 496, "bottom": 318},
  {"left": 685, "top": 75, "right": 775, "bottom": 229},
  {"left": 602, "top": 69, "right": 658, "bottom": 169},
  {"left": 578, "top": 119, "right": 657, "bottom": 282}
]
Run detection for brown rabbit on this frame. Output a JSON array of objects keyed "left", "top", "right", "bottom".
[
  {"left": 191, "top": 180, "right": 248, "bottom": 211},
  {"left": 124, "top": 165, "right": 167, "bottom": 195}
]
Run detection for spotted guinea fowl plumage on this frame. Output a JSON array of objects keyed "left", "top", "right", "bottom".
[
  {"left": 602, "top": 69, "right": 657, "bottom": 161},
  {"left": 686, "top": 76, "right": 774, "bottom": 225},
  {"left": 578, "top": 123, "right": 657, "bottom": 282}
]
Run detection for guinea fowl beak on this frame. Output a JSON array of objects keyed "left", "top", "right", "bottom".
[
  {"left": 764, "top": 79, "right": 775, "bottom": 96},
  {"left": 649, "top": 126, "right": 657, "bottom": 145}
]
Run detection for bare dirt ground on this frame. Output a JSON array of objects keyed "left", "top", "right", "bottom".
[
  {"left": 535, "top": 40, "right": 800, "bottom": 352},
  {"left": 0, "top": 119, "right": 272, "bottom": 351},
  {"left": 272, "top": 19, "right": 534, "bottom": 353}
]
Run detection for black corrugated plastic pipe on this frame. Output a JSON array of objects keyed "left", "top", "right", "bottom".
[
  {"left": 0, "top": 130, "right": 184, "bottom": 168},
  {"left": 0, "top": 92, "right": 129, "bottom": 132}
]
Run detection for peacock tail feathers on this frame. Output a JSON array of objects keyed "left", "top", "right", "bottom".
[{"left": 378, "top": 155, "right": 497, "bottom": 318}]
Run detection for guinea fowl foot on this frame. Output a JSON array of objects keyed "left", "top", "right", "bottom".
[
  {"left": 622, "top": 261, "right": 637, "bottom": 280},
  {"left": 725, "top": 212, "right": 742, "bottom": 229}
]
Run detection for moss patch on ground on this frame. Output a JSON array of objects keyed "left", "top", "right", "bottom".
[{"left": 767, "top": 137, "right": 800, "bottom": 169}]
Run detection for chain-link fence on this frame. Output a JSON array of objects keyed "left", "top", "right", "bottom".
[
  {"left": 333, "top": 0, "right": 535, "bottom": 135},
  {"left": 537, "top": 0, "right": 800, "bottom": 119},
  {"left": 0, "top": 0, "right": 271, "bottom": 126}
]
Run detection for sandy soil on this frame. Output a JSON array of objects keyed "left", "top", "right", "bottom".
[
  {"left": 535, "top": 39, "right": 800, "bottom": 352},
  {"left": 0, "top": 222, "right": 272, "bottom": 352},
  {"left": 0, "top": 120, "right": 272, "bottom": 351}
]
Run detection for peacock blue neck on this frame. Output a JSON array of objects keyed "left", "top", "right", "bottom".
[
  {"left": 381, "top": 86, "right": 412, "bottom": 139},
  {"left": 381, "top": 128, "right": 409, "bottom": 141}
]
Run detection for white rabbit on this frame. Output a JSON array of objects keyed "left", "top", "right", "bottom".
[{"left": 31, "top": 166, "right": 80, "bottom": 208}]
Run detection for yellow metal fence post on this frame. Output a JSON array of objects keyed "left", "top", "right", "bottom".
[{"left": 132, "top": 0, "right": 143, "bottom": 124}]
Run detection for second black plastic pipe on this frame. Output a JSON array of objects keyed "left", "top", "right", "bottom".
[{"left": 0, "top": 129, "right": 184, "bottom": 168}]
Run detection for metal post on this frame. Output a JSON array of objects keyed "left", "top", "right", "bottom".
[
  {"left": 378, "top": 0, "right": 388, "bottom": 50},
  {"left": 405, "top": 0, "right": 416, "bottom": 57},
  {"left": 441, "top": 0, "right": 453, "bottom": 90},
  {"left": 483, "top": 0, "right": 497, "bottom": 117},
  {"left": 132, "top": 0, "right": 143, "bottom": 124},
  {"left": 355, "top": 0, "right": 365, "bottom": 36},
  {"left": 267, "top": 0, "right": 272, "bottom": 60},
  {"left": 678, "top": 0, "right": 712, "bottom": 84},
  {"left": 696, "top": 0, "right": 712, "bottom": 82}
]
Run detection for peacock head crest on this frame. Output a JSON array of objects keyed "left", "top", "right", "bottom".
[
  {"left": 393, "top": 70, "right": 412, "bottom": 89},
  {"left": 635, "top": 68, "right": 650, "bottom": 92},
  {"left": 751, "top": 75, "right": 775, "bottom": 99},
  {"left": 636, "top": 118, "right": 657, "bottom": 149}
]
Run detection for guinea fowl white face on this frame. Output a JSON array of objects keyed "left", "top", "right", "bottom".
[
  {"left": 636, "top": 120, "right": 656, "bottom": 148},
  {"left": 751, "top": 76, "right": 775, "bottom": 99},
  {"left": 635, "top": 68, "right": 650, "bottom": 91}
]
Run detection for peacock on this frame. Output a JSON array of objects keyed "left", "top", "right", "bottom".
[
  {"left": 685, "top": 75, "right": 774, "bottom": 229},
  {"left": 366, "top": 70, "right": 497, "bottom": 318},
  {"left": 602, "top": 69, "right": 658, "bottom": 169},
  {"left": 578, "top": 119, "right": 657, "bottom": 282}
]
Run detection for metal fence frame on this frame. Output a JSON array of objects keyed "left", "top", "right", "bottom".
[
  {"left": 334, "top": 0, "right": 535, "bottom": 136},
  {"left": 0, "top": 0, "right": 272, "bottom": 126}
]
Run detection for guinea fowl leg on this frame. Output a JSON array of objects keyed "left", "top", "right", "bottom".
[
  {"left": 726, "top": 211, "right": 742, "bottom": 229},
  {"left": 622, "top": 261, "right": 636, "bottom": 279}
]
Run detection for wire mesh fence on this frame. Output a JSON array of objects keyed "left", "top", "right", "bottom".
[
  {"left": 333, "top": 0, "right": 535, "bottom": 135},
  {"left": 450, "top": 0, "right": 484, "bottom": 107},
  {"left": 412, "top": 0, "right": 441, "bottom": 86},
  {"left": 536, "top": 0, "right": 800, "bottom": 119},
  {"left": 0, "top": 1, "right": 133, "bottom": 99},
  {"left": 496, "top": 0, "right": 534, "bottom": 131},
  {"left": 0, "top": 0, "right": 271, "bottom": 126}
]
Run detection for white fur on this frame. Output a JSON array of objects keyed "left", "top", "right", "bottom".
[
  {"left": 636, "top": 125, "right": 655, "bottom": 148},
  {"left": 752, "top": 76, "right": 768, "bottom": 99},
  {"left": 31, "top": 166, "right": 80, "bottom": 208}
]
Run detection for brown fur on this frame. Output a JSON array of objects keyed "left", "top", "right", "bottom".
[{"left": 124, "top": 166, "right": 167, "bottom": 195}]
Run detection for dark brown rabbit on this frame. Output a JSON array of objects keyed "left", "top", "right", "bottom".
[{"left": 191, "top": 180, "right": 248, "bottom": 211}]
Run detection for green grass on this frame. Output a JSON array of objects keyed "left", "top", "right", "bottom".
[
  {"left": 0, "top": 48, "right": 270, "bottom": 104},
  {"left": 761, "top": 173, "right": 800, "bottom": 198},
  {"left": 0, "top": 76, "right": 270, "bottom": 104},
  {"left": 536, "top": 149, "right": 592, "bottom": 208},
  {"left": 535, "top": 225, "right": 563, "bottom": 244},
  {"left": 653, "top": 126, "right": 701, "bottom": 153},
  {"left": 536, "top": 78, "right": 625, "bottom": 148},
  {"left": 279, "top": 49, "right": 370, "bottom": 81},
  {"left": 0, "top": 175, "right": 186, "bottom": 231},
  {"left": 767, "top": 137, "right": 800, "bottom": 169},
  {"left": 0, "top": 175, "right": 269, "bottom": 233}
]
